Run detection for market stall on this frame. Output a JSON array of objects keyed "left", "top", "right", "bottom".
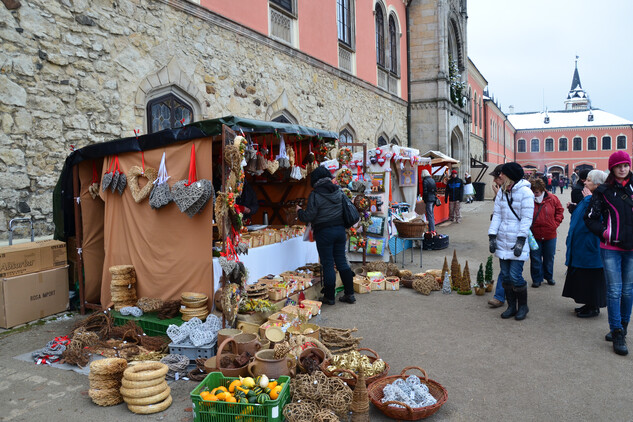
[
  {"left": 54, "top": 116, "right": 338, "bottom": 312},
  {"left": 419, "top": 150, "right": 460, "bottom": 225}
]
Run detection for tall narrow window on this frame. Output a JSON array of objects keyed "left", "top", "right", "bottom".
[
  {"left": 602, "top": 136, "right": 612, "bottom": 150},
  {"left": 337, "top": 0, "right": 351, "bottom": 46},
  {"left": 545, "top": 138, "right": 554, "bottom": 152},
  {"left": 517, "top": 139, "right": 526, "bottom": 153},
  {"left": 531, "top": 138, "right": 539, "bottom": 152},
  {"left": 559, "top": 137, "right": 568, "bottom": 152},
  {"left": 388, "top": 15, "right": 398, "bottom": 73},
  {"left": 617, "top": 135, "right": 627, "bottom": 149},
  {"left": 377, "top": 136, "right": 387, "bottom": 146},
  {"left": 270, "top": 0, "right": 293, "bottom": 13},
  {"left": 587, "top": 136, "right": 597, "bottom": 151},
  {"left": 147, "top": 94, "right": 193, "bottom": 134},
  {"left": 375, "top": 7, "right": 385, "bottom": 67},
  {"left": 573, "top": 137, "right": 582, "bottom": 151}
]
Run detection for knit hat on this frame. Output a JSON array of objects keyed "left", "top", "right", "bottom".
[
  {"left": 608, "top": 150, "right": 631, "bottom": 170},
  {"left": 451, "top": 170, "right": 457, "bottom": 175},
  {"left": 489, "top": 164, "right": 504, "bottom": 178},
  {"left": 310, "top": 165, "right": 333, "bottom": 187},
  {"left": 501, "top": 162, "right": 524, "bottom": 182}
]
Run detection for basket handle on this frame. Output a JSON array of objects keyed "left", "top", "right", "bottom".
[
  {"left": 358, "top": 347, "right": 379, "bottom": 359},
  {"left": 329, "top": 367, "right": 358, "bottom": 381},
  {"left": 399, "top": 366, "right": 429, "bottom": 382},
  {"left": 382, "top": 400, "right": 415, "bottom": 415},
  {"left": 216, "top": 338, "right": 238, "bottom": 369}
]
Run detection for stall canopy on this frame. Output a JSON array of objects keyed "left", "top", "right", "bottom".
[
  {"left": 421, "top": 150, "right": 460, "bottom": 166},
  {"left": 52, "top": 116, "right": 338, "bottom": 309}
]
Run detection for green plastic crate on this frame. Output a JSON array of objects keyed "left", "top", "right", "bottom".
[
  {"left": 190, "top": 372, "right": 290, "bottom": 422},
  {"left": 110, "top": 310, "right": 183, "bottom": 337}
]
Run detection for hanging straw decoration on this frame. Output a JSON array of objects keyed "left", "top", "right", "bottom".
[
  {"left": 290, "top": 139, "right": 304, "bottom": 180},
  {"left": 109, "top": 156, "right": 126, "bottom": 195},
  {"left": 171, "top": 144, "right": 214, "bottom": 218},
  {"left": 266, "top": 134, "right": 280, "bottom": 175},
  {"left": 128, "top": 151, "right": 157, "bottom": 203},
  {"left": 277, "top": 133, "right": 290, "bottom": 168},
  {"left": 149, "top": 152, "right": 172, "bottom": 209},
  {"left": 89, "top": 161, "right": 100, "bottom": 199},
  {"left": 101, "top": 157, "right": 114, "bottom": 192}
]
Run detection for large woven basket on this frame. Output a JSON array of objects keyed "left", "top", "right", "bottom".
[
  {"left": 394, "top": 219, "right": 426, "bottom": 238},
  {"left": 320, "top": 347, "right": 389, "bottom": 389},
  {"left": 367, "top": 366, "right": 447, "bottom": 420}
]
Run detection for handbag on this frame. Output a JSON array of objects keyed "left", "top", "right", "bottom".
[
  {"left": 435, "top": 197, "right": 442, "bottom": 207},
  {"left": 341, "top": 193, "right": 360, "bottom": 229},
  {"left": 303, "top": 223, "right": 314, "bottom": 242},
  {"left": 505, "top": 191, "right": 539, "bottom": 251}
]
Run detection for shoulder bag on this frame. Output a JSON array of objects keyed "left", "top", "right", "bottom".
[
  {"left": 342, "top": 193, "right": 360, "bottom": 228},
  {"left": 505, "top": 191, "right": 539, "bottom": 251}
]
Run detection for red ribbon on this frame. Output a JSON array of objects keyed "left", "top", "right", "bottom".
[
  {"left": 92, "top": 161, "right": 99, "bottom": 184},
  {"left": 141, "top": 151, "right": 145, "bottom": 173},
  {"left": 184, "top": 144, "right": 197, "bottom": 186}
]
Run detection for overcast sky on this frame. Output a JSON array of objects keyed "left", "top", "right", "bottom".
[{"left": 467, "top": 0, "right": 633, "bottom": 122}]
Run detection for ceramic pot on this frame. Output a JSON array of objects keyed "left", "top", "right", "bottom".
[
  {"left": 248, "top": 349, "right": 295, "bottom": 379},
  {"left": 233, "top": 333, "right": 261, "bottom": 357},
  {"left": 216, "top": 337, "right": 249, "bottom": 378},
  {"left": 485, "top": 283, "right": 494, "bottom": 292},
  {"left": 475, "top": 287, "right": 485, "bottom": 296},
  {"left": 217, "top": 328, "right": 242, "bottom": 350}
]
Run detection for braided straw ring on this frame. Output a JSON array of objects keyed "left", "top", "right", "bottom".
[
  {"left": 127, "top": 394, "right": 172, "bottom": 415},
  {"left": 90, "top": 378, "right": 121, "bottom": 390},
  {"left": 120, "top": 375, "right": 165, "bottom": 390},
  {"left": 120, "top": 380, "right": 168, "bottom": 399},
  {"left": 90, "top": 358, "right": 127, "bottom": 376},
  {"left": 123, "top": 386, "right": 171, "bottom": 406},
  {"left": 88, "top": 388, "right": 123, "bottom": 407},
  {"left": 123, "top": 362, "right": 168, "bottom": 381},
  {"left": 110, "top": 265, "right": 134, "bottom": 275}
]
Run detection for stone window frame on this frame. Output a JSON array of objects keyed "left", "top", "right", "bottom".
[
  {"left": 587, "top": 136, "right": 597, "bottom": 151},
  {"left": 388, "top": 11, "right": 401, "bottom": 77},
  {"left": 617, "top": 135, "right": 627, "bottom": 150},
  {"left": 572, "top": 136, "right": 582, "bottom": 151},
  {"left": 517, "top": 138, "right": 526, "bottom": 153},
  {"left": 530, "top": 138, "right": 539, "bottom": 153},
  {"left": 269, "top": 0, "right": 299, "bottom": 48},
  {"left": 377, "top": 134, "right": 388, "bottom": 147},
  {"left": 270, "top": 110, "right": 298, "bottom": 125},
  {"left": 559, "top": 137, "right": 568, "bottom": 152},
  {"left": 602, "top": 135, "right": 612, "bottom": 151},
  {"left": 147, "top": 93, "right": 194, "bottom": 134},
  {"left": 545, "top": 137, "right": 554, "bottom": 152},
  {"left": 337, "top": 0, "right": 355, "bottom": 48},
  {"left": 374, "top": 2, "right": 386, "bottom": 68}
]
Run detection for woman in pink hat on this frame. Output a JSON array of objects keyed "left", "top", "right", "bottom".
[{"left": 584, "top": 151, "right": 633, "bottom": 356}]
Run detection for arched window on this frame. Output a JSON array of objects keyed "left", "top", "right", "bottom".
[
  {"left": 573, "top": 136, "right": 582, "bottom": 151},
  {"left": 337, "top": 0, "right": 352, "bottom": 46},
  {"left": 517, "top": 139, "right": 526, "bottom": 153},
  {"left": 375, "top": 7, "right": 385, "bottom": 67},
  {"left": 602, "top": 135, "right": 612, "bottom": 150},
  {"left": 147, "top": 94, "right": 193, "bottom": 134},
  {"left": 545, "top": 138, "right": 554, "bottom": 152},
  {"left": 531, "top": 138, "right": 539, "bottom": 152},
  {"left": 272, "top": 114, "right": 293, "bottom": 124},
  {"left": 339, "top": 128, "right": 353, "bottom": 144},
  {"left": 617, "top": 135, "right": 627, "bottom": 150},
  {"left": 388, "top": 15, "right": 398, "bottom": 74},
  {"left": 559, "top": 137, "right": 568, "bottom": 152},
  {"left": 390, "top": 137, "right": 399, "bottom": 145},
  {"left": 377, "top": 136, "right": 387, "bottom": 147},
  {"left": 587, "top": 136, "right": 597, "bottom": 151}
]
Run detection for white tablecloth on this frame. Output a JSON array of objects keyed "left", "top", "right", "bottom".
[{"left": 213, "top": 236, "right": 319, "bottom": 292}]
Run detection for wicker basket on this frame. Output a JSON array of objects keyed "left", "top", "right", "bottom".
[
  {"left": 394, "top": 219, "right": 426, "bottom": 238},
  {"left": 320, "top": 347, "right": 389, "bottom": 389},
  {"left": 367, "top": 366, "right": 447, "bottom": 420}
]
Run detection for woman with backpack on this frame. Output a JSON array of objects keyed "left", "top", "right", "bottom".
[{"left": 297, "top": 166, "right": 356, "bottom": 306}]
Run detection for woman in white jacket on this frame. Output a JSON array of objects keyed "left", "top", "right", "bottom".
[{"left": 488, "top": 163, "right": 535, "bottom": 320}]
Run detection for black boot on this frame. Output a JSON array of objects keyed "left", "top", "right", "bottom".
[
  {"left": 612, "top": 329, "right": 629, "bottom": 356},
  {"left": 514, "top": 287, "right": 529, "bottom": 321},
  {"left": 340, "top": 269, "right": 356, "bottom": 297},
  {"left": 606, "top": 321, "right": 628, "bottom": 342},
  {"left": 500, "top": 284, "right": 517, "bottom": 319}
]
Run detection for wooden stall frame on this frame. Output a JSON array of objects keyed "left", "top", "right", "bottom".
[{"left": 339, "top": 141, "right": 368, "bottom": 266}]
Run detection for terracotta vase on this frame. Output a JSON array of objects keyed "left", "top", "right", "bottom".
[
  {"left": 247, "top": 349, "right": 295, "bottom": 379},
  {"left": 485, "top": 283, "right": 494, "bottom": 292},
  {"left": 475, "top": 287, "right": 485, "bottom": 296},
  {"left": 233, "top": 333, "right": 262, "bottom": 357}
]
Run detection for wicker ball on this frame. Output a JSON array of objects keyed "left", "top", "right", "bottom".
[
  {"left": 399, "top": 269, "right": 413, "bottom": 279},
  {"left": 322, "top": 377, "right": 353, "bottom": 415},
  {"left": 313, "top": 409, "right": 340, "bottom": 422},
  {"left": 283, "top": 401, "right": 319, "bottom": 422}
]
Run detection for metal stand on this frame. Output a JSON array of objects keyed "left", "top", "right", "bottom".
[{"left": 393, "top": 235, "right": 424, "bottom": 268}]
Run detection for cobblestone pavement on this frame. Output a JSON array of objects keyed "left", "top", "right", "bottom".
[{"left": 1, "top": 189, "right": 632, "bottom": 421}]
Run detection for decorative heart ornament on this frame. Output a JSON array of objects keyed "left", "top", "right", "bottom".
[
  {"left": 89, "top": 182, "right": 100, "bottom": 199},
  {"left": 172, "top": 179, "right": 203, "bottom": 213},
  {"left": 128, "top": 166, "right": 157, "bottom": 203}
]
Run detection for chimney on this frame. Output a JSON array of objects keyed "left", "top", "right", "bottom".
[{"left": 508, "top": 105, "right": 515, "bottom": 114}]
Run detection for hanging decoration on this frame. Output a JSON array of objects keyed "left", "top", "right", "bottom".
[
  {"left": 265, "top": 135, "right": 280, "bottom": 174},
  {"left": 128, "top": 152, "right": 157, "bottom": 203},
  {"left": 338, "top": 147, "right": 352, "bottom": 167},
  {"left": 89, "top": 161, "right": 100, "bottom": 199},
  {"left": 276, "top": 133, "right": 291, "bottom": 169},
  {"left": 171, "top": 144, "right": 214, "bottom": 218},
  {"left": 336, "top": 167, "right": 353, "bottom": 187},
  {"left": 107, "top": 156, "right": 127, "bottom": 195},
  {"left": 149, "top": 152, "right": 172, "bottom": 209}
]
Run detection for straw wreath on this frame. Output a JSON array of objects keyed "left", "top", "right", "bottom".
[
  {"left": 122, "top": 362, "right": 168, "bottom": 381},
  {"left": 90, "top": 357, "right": 127, "bottom": 376},
  {"left": 126, "top": 394, "right": 172, "bottom": 414},
  {"left": 128, "top": 165, "right": 158, "bottom": 203},
  {"left": 88, "top": 388, "right": 123, "bottom": 406},
  {"left": 119, "top": 381, "right": 168, "bottom": 399},
  {"left": 122, "top": 386, "right": 171, "bottom": 406},
  {"left": 121, "top": 376, "right": 165, "bottom": 390}
]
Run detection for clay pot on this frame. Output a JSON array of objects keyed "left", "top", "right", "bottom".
[
  {"left": 247, "top": 349, "right": 295, "bottom": 379},
  {"left": 217, "top": 328, "right": 242, "bottom": 350},
  {"left": 474, "top": 287, "right": 485, "bottom": 296},
  {"left": 233, "top": 333, "right": 262, "bottom": 357},
  {"left": 485, "top": 283, "right": 494, "bottom": 292},
  {"left": 216, "top": 337, "right": 249, "bottom": 378}
]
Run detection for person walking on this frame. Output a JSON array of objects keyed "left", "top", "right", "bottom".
[
  {"left": 584, "top": 151, "right": 633, "bottom": 356},
  {"left": 445, "top": 169, "right": 464, "bottom": 223},
  {"left": 558, "top": 177, "right": 565, "bottom": 194},
  {"left": 488, "top": 162, "right": 534, "bottom": 320},
  {"left": 562, "top": 169, "right": 607, "bottom": 318},
  {"left": 421, "top": 169, "right": 438, "bottom": 232},
  {"left": 567, "top": 169, "right": 590, "bottom": 214},
  {"left": 487, "top": 164, "right": 506, "bottom": 309},
  {"left": 463, "top": 172, "right": 474, "bottom": 203},
  {"left": 529, "top": 178, "right": 564, "bottom": 288},
  {"left": 297, "top": 166, "right": 355, "bottom": 306}
]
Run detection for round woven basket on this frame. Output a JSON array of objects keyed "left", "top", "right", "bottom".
[
  {"left": 394, "top": 219, "right": 426, "bottom": 238},
  {"left": 181, "top": 292, "right": 207, "bottom": 302},
  {"left": 367, "top": 366, "right": 447, "bottom": 420},
  {"left": 320, "top": 348, "right": 389, "bottom": 389}
]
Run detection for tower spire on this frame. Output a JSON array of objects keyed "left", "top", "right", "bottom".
[{"left": 565, "top": 56, "right": 588, "bottom": 110}]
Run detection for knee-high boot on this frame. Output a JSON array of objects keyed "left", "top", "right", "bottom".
[
  {"left": 514, "top": 286, "right": 529, "bottom": 320},
  {"left": 500, "top": 284, "right": 517, "bottom": 319}
]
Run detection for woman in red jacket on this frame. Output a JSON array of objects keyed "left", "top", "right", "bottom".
[{"left": 530, "top": 178, "right": 564, "bottom": 287}]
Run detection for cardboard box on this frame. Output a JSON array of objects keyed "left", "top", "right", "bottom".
[
  {"left": 0, "top": 240, "right": 67, "bottom": 278},
  {"left": 0, "top": 266, "right": 69, "bottom": 328}
]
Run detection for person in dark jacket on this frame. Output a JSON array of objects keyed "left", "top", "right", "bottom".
[
  {"left": 421, "top": 169, "right": 437, "bottom": 232},
  {"left": 529, "top": 178, "right": 564, "bottom": 288},
  {"left": 445, "top": 170, "right": 464, "bottom": 223},
  {"left": 236, "top": 180, "right": 259, "bottom": 222},
  {"left": 297, "top": 166, "right": 355, "bottom": 306},
  {"left": 584, "top": 151, "right": 633, "bottom": 356},
  {"left": 567, "top": 169, "right": 590, "bottom": 214},
  {"left": 563, "top": 169, "right": 607, "bottom": 318}
]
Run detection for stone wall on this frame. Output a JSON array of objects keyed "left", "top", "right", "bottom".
[{"left": 0, "top": 0, "right": 407, "bottom": 239}]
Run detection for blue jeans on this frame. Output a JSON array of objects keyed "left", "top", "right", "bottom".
[
  {"left": 499, "top": 259, "right": 527, "bottom": 289},
  {"left": 494, "top": 273, "right": 505, "bottom": 302},
  {"left": 530, "top": 238, "right": 557, "bottom": 284},
  {"left": 601, "top": 249, "right": 633, "bottom": 331},
  {"left": 314, "top": 225, "right": 353, "bottom": 299},
  {"left": 425, "top": 201, "right": 435, "bottom": 231}
]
